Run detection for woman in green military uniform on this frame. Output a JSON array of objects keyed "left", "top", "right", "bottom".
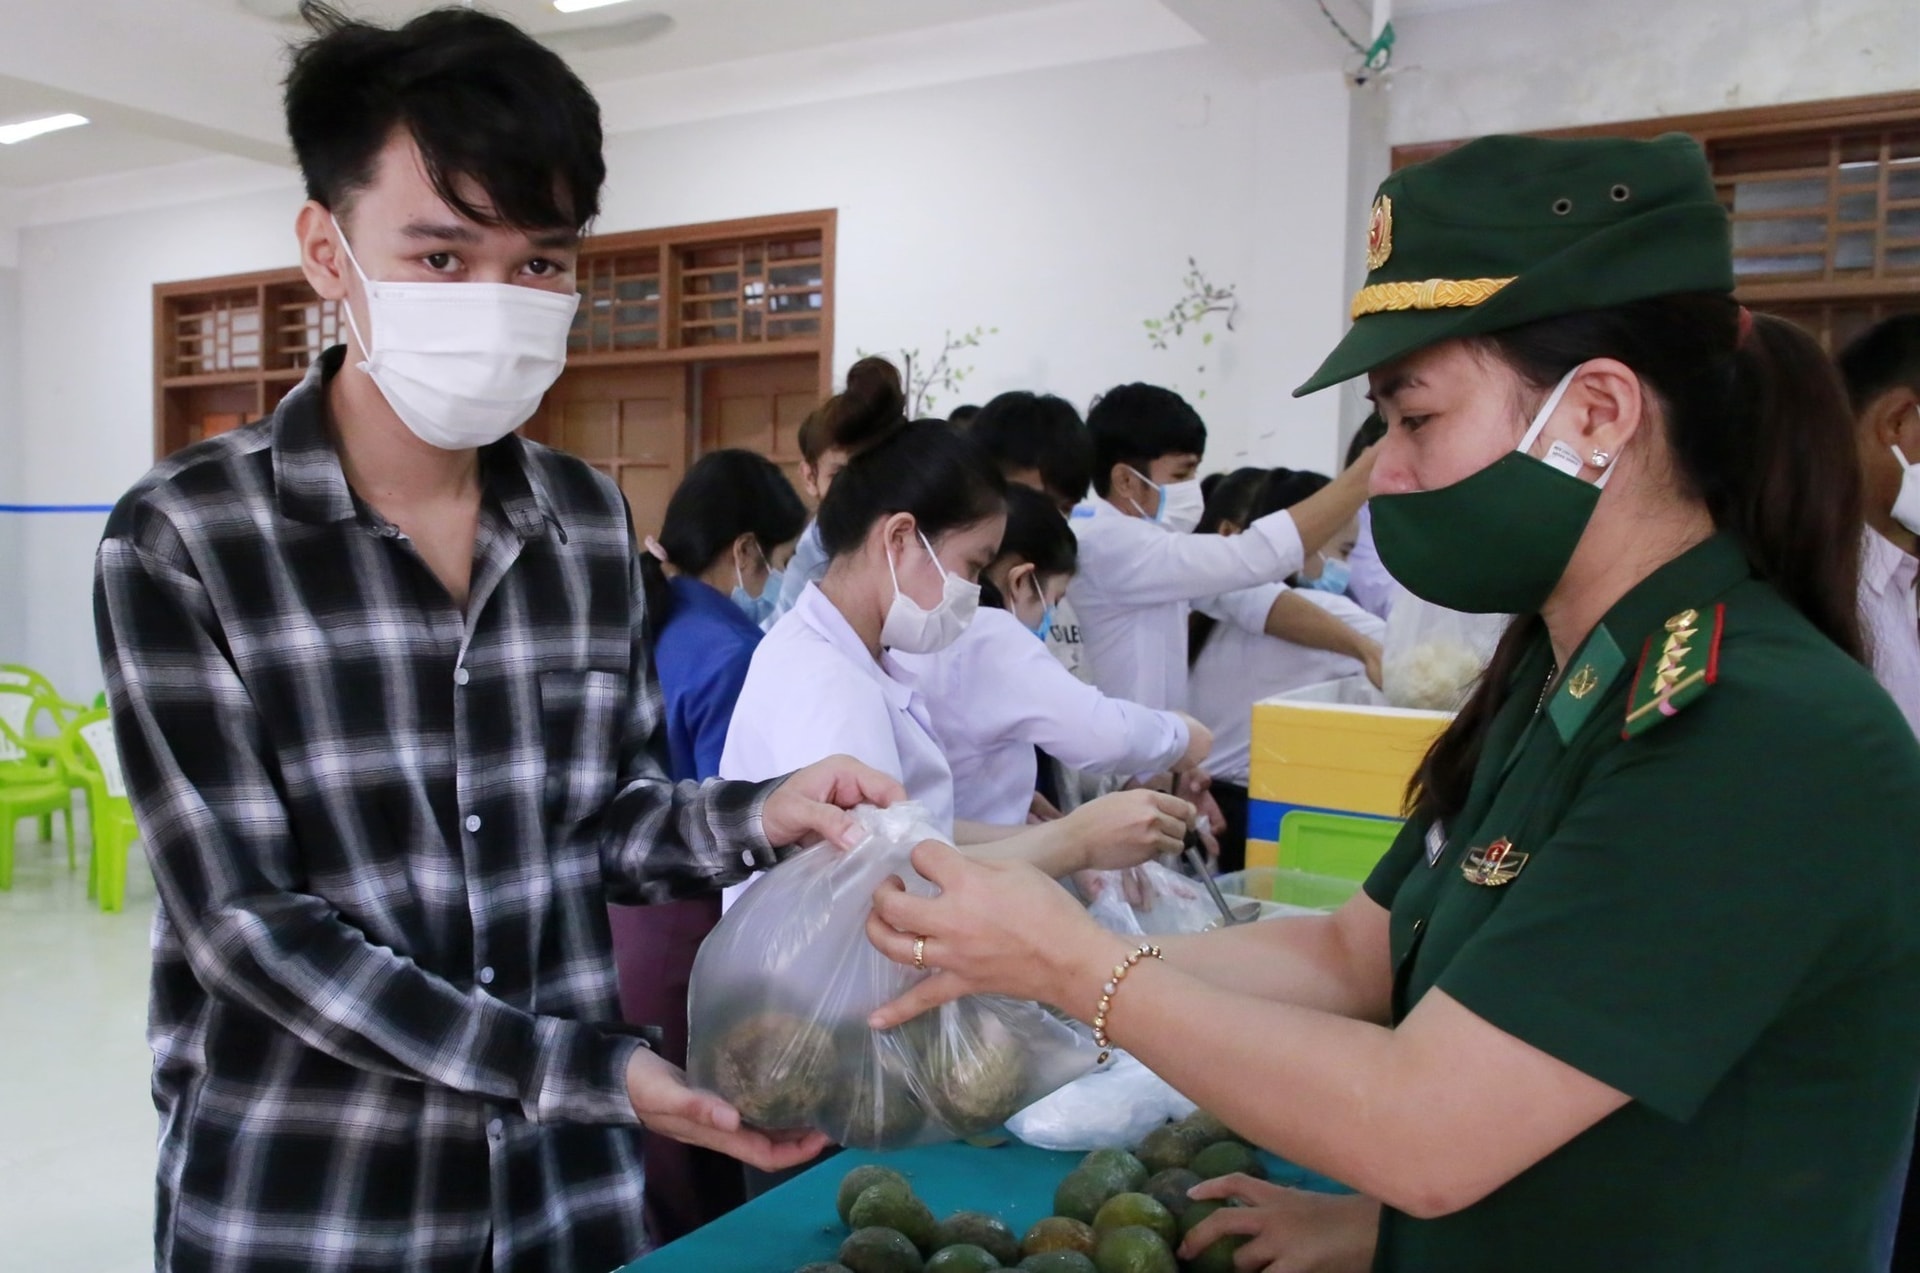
[{"left": 862, "top": 133, "right": 1920, "bottom": 1273}]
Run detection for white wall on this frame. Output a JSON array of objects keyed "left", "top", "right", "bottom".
[
  {"left": 6, "top": 45, "right": 1355, "bottom": 696},
  {"left": 589, "top": 48, "right": 1351, "bottom": 467},
  {"left": 1, "top": 264, "right": 23, "bottom": 666},
  {"left": 1388, "top": 0, "right": 1920, "bottom": 145}
]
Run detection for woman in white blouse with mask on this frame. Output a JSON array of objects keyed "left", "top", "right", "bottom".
[
  {"left": 894, "top": 485, "right": 1213, "bottom": 827},
  {"left": 721, "top": 375, "right": 1193, "bottom": 875}
]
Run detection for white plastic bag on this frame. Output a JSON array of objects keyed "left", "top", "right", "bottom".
[
  {"left": 1079, "top": 860, "right": 1224, "bottom": 937},
  {"left": 1006, "top": 1053, "right": 1198, "bottom": 1152},
  {"left": 1381, "top": 587, "right": 1510, "bottom": 712},
  {"left": 687, "top": 803, "right": 1099, "bottom": 1149}
]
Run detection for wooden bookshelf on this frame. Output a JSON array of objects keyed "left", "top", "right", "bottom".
[{"left": 154, "top": 210, "right": 837, "bottom": 531}]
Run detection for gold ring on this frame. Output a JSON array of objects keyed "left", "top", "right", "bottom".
[{"left": 913, "top": 936, "right": 927, "bottom": 972}]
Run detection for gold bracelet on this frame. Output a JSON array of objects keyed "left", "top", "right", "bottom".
[{"left": 1093, "top": 944, "right": 1164, "bottom": 1064}]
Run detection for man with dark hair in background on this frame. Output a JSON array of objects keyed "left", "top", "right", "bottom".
[
  {"left": 1837, "top": 315, "right": 1920, "bottom": 740},
  {"left": 93, "top": 7, "right": 891, "bottom": 1269},
  {"left": 1836, "top": 313, "right": 1920, "bottom": 1272}
]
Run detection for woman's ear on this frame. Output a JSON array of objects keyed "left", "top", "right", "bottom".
[
  {"left": 1006, "top": 561, "right": 1037, "bottom": 600},
  {"left": 877, "top": 511, "right": 917, "bottom": 560},
  {"left": 1564, "top": 358, "right": 1645, "bottom": 473}
]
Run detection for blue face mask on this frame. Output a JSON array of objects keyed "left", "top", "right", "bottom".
[
  {"left": 1031, "top": 601, "right": 1056, "bottom": 642},
  {"left": 1301, "top": 557, "right": 1351, "bottom": 596},
  {"left": 731, "top": 553, "right": 778, "bottom": 625}
]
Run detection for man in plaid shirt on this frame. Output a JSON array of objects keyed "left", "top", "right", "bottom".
[{"left": 93, "top": 7, "right": 897, "bottom": 1270}]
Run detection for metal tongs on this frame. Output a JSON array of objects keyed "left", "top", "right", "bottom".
[{"left": 1181, "top": 819, "right": 1241, "bottom": 927}]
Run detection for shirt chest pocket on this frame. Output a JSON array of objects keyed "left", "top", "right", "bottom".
[{"left": 538, "top": 669, "right": 629, "bottom": 828}]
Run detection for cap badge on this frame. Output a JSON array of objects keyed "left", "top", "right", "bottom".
[{"left": 1367, "top": 195, "right": 1394, "bottom": 271}]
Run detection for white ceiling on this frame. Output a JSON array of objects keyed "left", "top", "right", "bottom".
[{"left": 0, "top": 0, "right": 1497, "bottom": 204}]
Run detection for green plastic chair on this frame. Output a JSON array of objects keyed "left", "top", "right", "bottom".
[
  {"left": 0, "top": 687, "right": 75, "bottom": 890},
  {"left": 57, "top": 710, "right": 138, "bottom": 913},
  {"left": 1276, "top": 810, "right": 1404, "bottom": 884},
  {"left": 1, "top": 669, "right": 88, "bottom": 845}
]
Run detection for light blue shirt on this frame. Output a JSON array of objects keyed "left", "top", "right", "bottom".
[{"left": 764, "top": 520, "right": 828, "bottom": 630}]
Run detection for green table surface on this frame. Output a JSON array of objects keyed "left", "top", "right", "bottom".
[{"left": 631, "top": 1141, "right": 1348, "bottom": 1272}]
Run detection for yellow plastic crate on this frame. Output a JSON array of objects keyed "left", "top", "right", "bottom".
[{"left": 1245, "top": 676, "right": 1448, "bottom": 871}]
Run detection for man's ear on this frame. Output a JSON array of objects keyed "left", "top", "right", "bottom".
[
  {"left": 1866, "top": 387, "right": 1920, "bottom": 448},
  {"left": 297, "top": 201, "right": 351, "bottom": 303}
]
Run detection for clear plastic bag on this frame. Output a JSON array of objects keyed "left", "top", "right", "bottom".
[
  {"left": 1005, "top": 1052, "right": 1198, "bottom": 1152},
  {"left": 1079, "top": 859, "right": 1224, "bottom": 937},
  {"left": 687, "top": 803, "right": 1099, "bottom": 1149},
  {"left": 1380, "top": 586, "right": 1510, "bottom": 712}
]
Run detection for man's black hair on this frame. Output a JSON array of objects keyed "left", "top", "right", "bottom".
[
  {"left": 287, "top": 2, "right": 606, "bottom": 229},
  {"left": 1345, "top": 411, "right": 1388, "bottom": 470},
  {"left": 948, "top": 404, "right": 982, "bottom": 427},
  {"left": 1837, "top": 314, "right": 1920, "bottom": 416},
  {"left": 968, "top": 391, "right": 1096, "bottom": 508},
  {"left": 1085, "top": 383, "right": 1207, "bottom": 496}
]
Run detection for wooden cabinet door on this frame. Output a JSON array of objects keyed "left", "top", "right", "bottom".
[
  {"left": 699, "top": 355, "right": 820, "bottom": 499},
  {"left": 542, "top": 365, "right": 690, "bottom": 535}
]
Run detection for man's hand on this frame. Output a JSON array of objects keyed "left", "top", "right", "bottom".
[
  {"left": 1179, "top": 1174, "right": 1381, "bottom": 1273},
  {"left": 624, "top": 1048, "right": 830, "bottom": 1173},
  {"left": 762, "top": 755, "right": 906, "bottom": 851}
]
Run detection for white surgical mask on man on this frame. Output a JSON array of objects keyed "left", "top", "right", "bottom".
[
  {"left": 1124, "top": 466, "right": 1205, "bottom": 535},
  {"left": 1893, "top": 422, "right": 1920, "bottom": 537},
  {"left": 333, "top": 216, "right": 580, "bottom": 451},
  {"left": 881, "top": 531, "right": 981, "bottom": 654}
]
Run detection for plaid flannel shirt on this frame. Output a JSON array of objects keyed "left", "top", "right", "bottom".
[{"left": 95, "top": 348, "right": 779, "bottom": 1273}]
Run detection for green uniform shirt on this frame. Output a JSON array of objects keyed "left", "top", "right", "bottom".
[{"left": 1364, "top": 534, "right": 1920, "bottom": 1272}]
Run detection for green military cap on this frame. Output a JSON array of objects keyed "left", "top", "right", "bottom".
[{"left": 1294, "top": 133, "right": 1735, "bottom": 396}]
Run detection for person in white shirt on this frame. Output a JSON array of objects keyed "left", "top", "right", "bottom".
[
  {"left": 963, "top": 390, "right": 1100, "bottom": 685},
  {"left": 1068, "top": 383, "right": 1376, "bottom": 713},
  {"left": 762, "top": 358, "right": 885, "bottom": 628},
  {"left": 896, "top": 485, "right": 1212, "bottom": 826},
  {"left": 1188, "top": 469, "right": 1387, "bottom": 870},
  {"left": 1838, "top": 316, "right": 1920, "bottom": 743},
  {"left": 721, "top": 386, "right": 1193, "bottom": 874}
]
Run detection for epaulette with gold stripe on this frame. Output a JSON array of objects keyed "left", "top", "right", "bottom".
[{"left": 1623, "top": 605, "right": 1725, "bottom": 739}]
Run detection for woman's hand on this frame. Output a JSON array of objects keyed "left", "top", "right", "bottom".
[
  {"left": 1028, "top": 791, "right": 1065, "bottom": 824},
  {"left": 1354, "top": 637, "right": 1384, "bottom": 691},
  {"left": 1061, "top": 789, "right": 1193, "bottom": 872},
  {"left": 865, "top": 840, "right": 1131, "bottom": 1027},
  {"left": 624, "top": 1048, "right": 831, "bottom": 1173},
  {"left": 1179, "top": 1175, "right": 1381, "bottom": 1273},
  {"left": 761, "top": 755, "right": 907, "bottom": 850}
]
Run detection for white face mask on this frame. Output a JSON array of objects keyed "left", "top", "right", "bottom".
[
  {"left": 882, "top": 530, "right": 981, "bottom": 654},
  {"left": 1125, "top": 467, "right": 1205, "bottom": 535},
  {"left": 332, "top": 216, "right": 581, "bottom": 451},
  {"left": 1892, "top": 424, "right": 1920, "bottom": 537}
]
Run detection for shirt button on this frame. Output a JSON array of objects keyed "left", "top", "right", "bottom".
[
  {"left": 478, "top": 966, "right": 495, "bottom": 985},
  {"left": 454, "top": 667, "right": 470, "bottom": 686},
  {"left": 465, "top": 814, "right": 482, "bottom": 833},
  {"left": 486, "top": 1119, "right": 504, "bottom": 1140}
]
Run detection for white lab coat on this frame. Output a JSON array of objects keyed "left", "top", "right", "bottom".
[
  {"left": 1067, "top": 496, "right": 1305, "bottom": 711},
  {"left": 893, "top": 606, "right": 1190, "bottom": 827},
  {"left": 1189, "top": 584, "right": 1386, "bottom": 785},
  {"left": 721, "top": 581, "right": 955, "bottom": 835}
]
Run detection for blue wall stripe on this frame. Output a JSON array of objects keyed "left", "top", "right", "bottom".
[
  {"left": 1247, "top": 798, "right": 1399, "bottom": 843},
  {"left": 0, "top": 504, "right": 115, "bottom": 514}
]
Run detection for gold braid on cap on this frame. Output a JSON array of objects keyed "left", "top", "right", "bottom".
[{"left": 1351, "top": 276, "right": 1517, "bottom": 320}]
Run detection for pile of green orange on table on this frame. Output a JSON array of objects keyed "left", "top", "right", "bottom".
[{"left": 814, "top": 1110, "right": 1265, "bottom": 1273}]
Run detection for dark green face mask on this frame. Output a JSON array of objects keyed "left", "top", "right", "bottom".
[{"left": 1370, "top": 369, "right": 1604, "bottom": 616}]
